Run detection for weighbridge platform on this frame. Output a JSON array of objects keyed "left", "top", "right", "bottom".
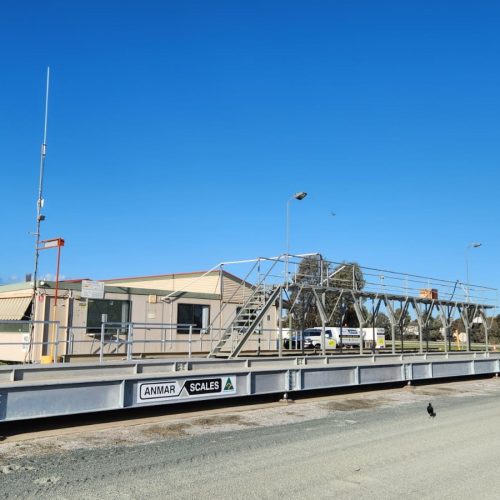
[{"left": 1, "top": 352, "right": 499, "bottom": 422}]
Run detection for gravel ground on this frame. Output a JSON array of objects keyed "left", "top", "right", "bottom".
[{"left": 1, "top": 378, "right": 500, "bottom": 499}]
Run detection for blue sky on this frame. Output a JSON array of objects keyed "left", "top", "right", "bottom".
[{"left": 1, "top": 0, "right": 498, "bottom": 291}]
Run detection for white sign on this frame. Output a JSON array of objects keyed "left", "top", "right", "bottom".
[
  {"left": 139, "top": 381, "right": 182, "bottom": 401},
  {"left": 42, "top": 240, "right": 59, "bottom": 249},
  {"left": 81, "top": 280, "right": 105, "bottom": 299},
  {"left": 137, "top": 376, "right": 237, "bottom": 403}
]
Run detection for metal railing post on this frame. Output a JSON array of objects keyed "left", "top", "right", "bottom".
[
  {"left": 100, "top": 322, "right": 105, "bottom": 363},
  {"left": 53, "top": 321, "right": 60, "bottom": 363},
  {"left": 127, "top": 322, "right": 133, "bottom": 360},
  {"left": 278, "top": 289, "right": 283, "bottom": 357},
  {"left": 188, "top": 325, "right": 193, "bottom": 359},
  {"left": 68, "top": 326, "right": 74, "bottom": 356}
]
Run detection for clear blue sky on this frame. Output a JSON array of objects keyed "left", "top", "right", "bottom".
[{"left": 1, "top": 0, "right": 498, "bottom": 290}]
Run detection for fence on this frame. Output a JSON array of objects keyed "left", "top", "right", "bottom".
[
  {"left": 0, "top": 320, "right": 197, "bottom": 363},
  {"left": 0, "top": 318, "right": 497, "bottom": 365}
]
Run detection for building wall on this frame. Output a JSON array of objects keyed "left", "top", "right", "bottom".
[
  {"left": 104, "top": 273, "right": 223, "bottom": 296},
  {"left": 221, "top": 274, "right": 253, "bottom": 303},
  {"left": 0, "top": 333, "right": 30, "bottom": 362},
  {"left": 0, "top": 277, "right": 280, "bottom": 362},
  {"left": 61, "top": 291, "right": 243, "bottom": 357}
]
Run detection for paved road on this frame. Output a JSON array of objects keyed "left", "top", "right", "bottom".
[{"left": 1, "top": 380, "right": 500, "bottom": 499}]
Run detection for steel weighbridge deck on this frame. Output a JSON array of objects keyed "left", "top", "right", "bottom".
[{"left": 1, "top": 352, "right": 499, "bottom": 422}]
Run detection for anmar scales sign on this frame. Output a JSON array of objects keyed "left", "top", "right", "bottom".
[{"left": 137, "top": 376, "right": 237, "bottom": 403}]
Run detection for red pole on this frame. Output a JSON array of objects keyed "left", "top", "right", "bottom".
[
  {"left": 38, "top": 237, "right": 64, "bottom": 363},
  {"left": 54, "top": 239, "right": 62, "bottom": 307}
]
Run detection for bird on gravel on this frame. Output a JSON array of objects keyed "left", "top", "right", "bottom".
[{"left": 427, "top": 403, "right": 436, "bottom": 418}]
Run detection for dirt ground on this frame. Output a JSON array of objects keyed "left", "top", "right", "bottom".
[{"left": 1, "top": 377, "right": 498, "bottom": 461}]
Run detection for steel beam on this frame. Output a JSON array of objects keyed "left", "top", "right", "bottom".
[{"left": 1, "top": 353, "right": 500, "bottom": 422}]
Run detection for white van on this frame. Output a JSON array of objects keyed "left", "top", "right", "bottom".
[
  {"left": 302, "top": 327, "right": 385, "bottom": 349},
  {"left": 301, "top": 328, "right": 338, "bottom": 349}
]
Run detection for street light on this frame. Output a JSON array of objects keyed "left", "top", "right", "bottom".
[
  {"left": 465, "top": 242, "right": 482, "bottom": 302},
  {"left": 285, "top": 192, "right": 307, "bottom": 284}
]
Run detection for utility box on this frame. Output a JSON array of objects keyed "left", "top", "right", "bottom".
[{"left": 420, "top": 288, "right": 438, "bottom": 299}]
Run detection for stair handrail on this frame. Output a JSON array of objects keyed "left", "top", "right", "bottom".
[
  {"left": 207, "top": 261, "right": 282, "bottom": 356},
  {"left": 201, "top": 259, "right": 261, "bottom": 343},
  {"left": 228, "top": 285, "right": 282, "bottom": 358},
  {"left": 204, "top": 256, "right": 283, "bottom": 345},
  {"left": 220, "top": 258, "right": 280, "bottom": 333}
]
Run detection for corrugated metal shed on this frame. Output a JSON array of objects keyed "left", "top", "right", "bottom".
[{"left": 0, "top": 297, "right": 32, "bottom": 320}]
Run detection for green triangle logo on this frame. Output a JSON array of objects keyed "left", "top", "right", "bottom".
[{"left": 224, "top": 378, "right": 234, "bottom": 391}]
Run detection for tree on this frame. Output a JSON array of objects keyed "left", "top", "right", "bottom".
[
  {"left": 288, "top": 255, "right": 326, "bottom": 330},
  {"left": 387, "top": 307, "right": 411, "bottom": 343},
  {"left": 375, "top": 312, "right": 391, "bottom": 332},
  {"left": 426, "top": 317, "right": 442, "bottom": 341},
  {"left": 490, "top": 315, "right": 500, "bottom": 344},
  {"left": 329, "top": 262, "right": 365, "bottom": 291},
  {"left": 287, "top": 256, "right": 366, "bottom": 329}
]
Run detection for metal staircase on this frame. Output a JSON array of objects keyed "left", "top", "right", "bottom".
[{"left": 208, "top": 285, "right": 282, "bottom": 358}]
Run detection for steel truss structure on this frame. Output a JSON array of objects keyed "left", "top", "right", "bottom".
[
  {"left": 201, "top": 253, "right": 497, "bottom": 358},
  {"left": 291, "top": 286, "right": 494, "bottom": 356}
]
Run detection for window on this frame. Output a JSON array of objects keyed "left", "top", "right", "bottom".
[
  {"left": 86, "top": 299, "right": 130, "bottom": 334},
  {"left": 177, "top": 304, "right": 209, "bottom": 334}
]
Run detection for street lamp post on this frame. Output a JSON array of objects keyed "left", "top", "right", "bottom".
[
  {"left": 465, "top": 242, "right": 482, "bottom": 302},
  {"left": 285, "top": 192, "right": 307, "bottom": 285}
]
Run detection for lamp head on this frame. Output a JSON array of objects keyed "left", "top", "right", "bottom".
[
  {"left": 294, "top": 192, "right": 307, "bottom": 201},
  {"left": 471, "top": 243, "right": 482, "bottom": 248}
]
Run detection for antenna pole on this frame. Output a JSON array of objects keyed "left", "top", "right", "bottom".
[{"left": 32, "top": 67, "right": 50, "bottom": 311}]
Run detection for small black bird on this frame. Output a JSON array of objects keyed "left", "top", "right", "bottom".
[{"left": 427, "top": 402, "right": 436, "bottom": 418}]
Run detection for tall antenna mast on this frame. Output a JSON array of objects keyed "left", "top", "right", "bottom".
[{"left": 32, "top": 67, "right": 50, "bottom": 298}]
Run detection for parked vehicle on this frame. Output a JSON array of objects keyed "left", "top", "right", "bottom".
[
  {"left": 301, "top": 328, "right": 338, "bottom": 349},
  {"left": 283, "top": 328, "right": 337, "bottom": 349},
  {"left": 283, "top": 333, "right": 312, "bottom": 349},
  {"left": 299, "top": 327, "right": 386, "bottom": 350}
]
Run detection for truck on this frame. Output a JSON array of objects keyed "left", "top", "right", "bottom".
[{"left": 300, "top": 327, "right": 386, "bottom": 350}]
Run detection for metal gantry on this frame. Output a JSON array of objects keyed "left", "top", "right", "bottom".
[
  {"left": 292, "top": 286, "right": 494, "bottom": 356},
  {"left": 203, "top": 253, "right": 497, "bottom": 358}
]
